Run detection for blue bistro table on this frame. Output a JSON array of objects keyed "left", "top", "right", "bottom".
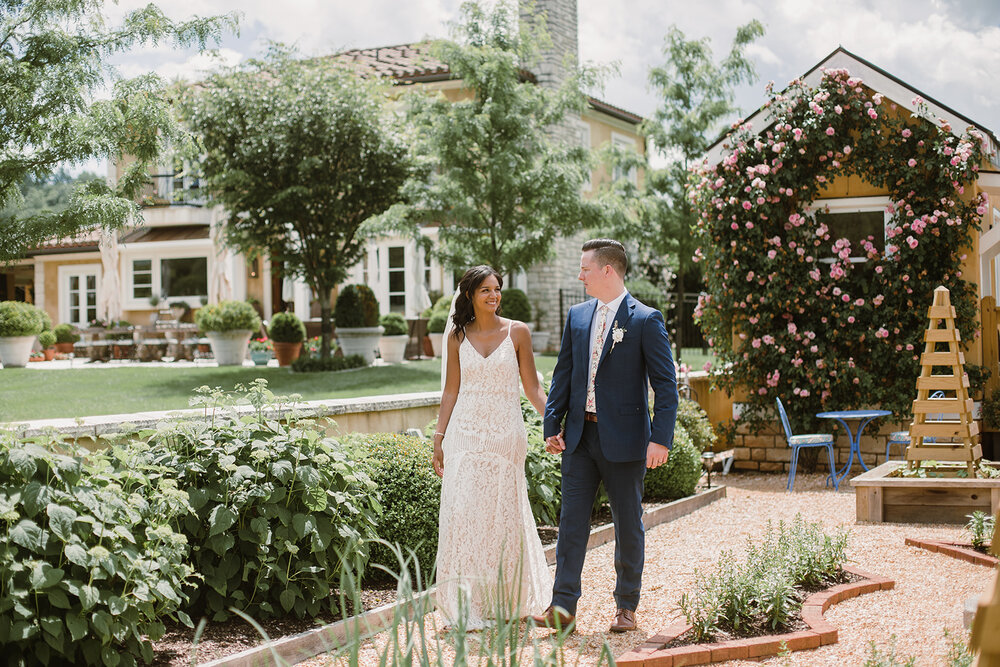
[{"left": 816, "top": 409, "right": 892, "bottom": 484}]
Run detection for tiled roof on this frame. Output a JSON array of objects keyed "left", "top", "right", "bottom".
[
  {"left": 336, "top": 42, "right": 643, "bottom": 124},
  {"left": 28, "top": 228, "right": 102, "bottom": 254}
]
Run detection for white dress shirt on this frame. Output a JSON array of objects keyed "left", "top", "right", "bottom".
[{"left": 588, "top": 290, "right": 628, "bottom": 363}]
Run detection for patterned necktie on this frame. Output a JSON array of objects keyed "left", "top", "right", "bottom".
[{"left": 586, "top": 305, "right": 610, "bottom": 413}]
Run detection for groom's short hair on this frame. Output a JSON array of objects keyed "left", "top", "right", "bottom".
[{"left": 582, "top": 239, "right": 628, "bottom": 278}]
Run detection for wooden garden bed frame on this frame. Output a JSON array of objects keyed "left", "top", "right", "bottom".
[{"left": 851, "top": 461, "right": 1000, "bottom": 523}]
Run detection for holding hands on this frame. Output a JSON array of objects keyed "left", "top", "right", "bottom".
[{"left": 545, "top": 432, "right": 566, "bottom": 454}]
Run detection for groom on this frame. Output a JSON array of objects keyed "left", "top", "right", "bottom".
[{"left": 534, "top": 238, "right": 678, "bottom": 633}]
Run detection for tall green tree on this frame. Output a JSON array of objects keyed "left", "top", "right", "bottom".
[
  {"left": 404, "top": 0, "right": 605, "bottom": 278},
  {"left": 177, "top": 47, "right": 411, "bottom": 360},
  {"left": 600, "top": 21, "right": 763, "bottom": 357},
  {"left": 0, "top": 0, "right": 237, "bottom": 262}
]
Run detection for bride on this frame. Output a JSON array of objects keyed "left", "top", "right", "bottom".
[{"left": 432, "top": 265, "right": 552, "bottom": 629}]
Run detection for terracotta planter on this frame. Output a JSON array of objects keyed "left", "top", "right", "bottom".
[
  {"left": 272, "top": 341, "right": 302, "bottom": 367},
  {"left": 54, "top": 342, "right": 74, "bottom": 354},
  {"left": 422, "top": 335, "right": 434, "bottom": 357},
  {"left": 43, "top": 348, "right": 56, "bottom": 361},
  {"left": 0, "top": 336, "right": 36, "bottom": 368}
]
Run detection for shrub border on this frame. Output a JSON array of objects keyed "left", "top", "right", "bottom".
[
  {"left": 617, "top": 565, "right": 894, "bottom": 666},
  {"left": 905, "top": 537, "right": 998, "bottom": 567},
  {"left": 200, "top": 485, "right": 728, "bottom": 667}
]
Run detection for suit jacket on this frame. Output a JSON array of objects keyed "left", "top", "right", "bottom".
[{"left": 543, "top": 293, "right": 678, "bottom": 462}]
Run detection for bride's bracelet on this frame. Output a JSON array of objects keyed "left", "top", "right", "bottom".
[{"left": 433, "top": 431, "right": 446, "bottom": 439}]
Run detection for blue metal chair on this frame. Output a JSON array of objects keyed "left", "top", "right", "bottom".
[
  {"left": 885, "top": 390, "right": 944, "bottom": 462},
  {"left": 776, "top": 397, "right": 839, "bottom": 492}
]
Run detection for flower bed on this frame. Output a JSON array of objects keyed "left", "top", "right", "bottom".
[{"left": 904, "top": 537, "right": 998, "bottom": 568}]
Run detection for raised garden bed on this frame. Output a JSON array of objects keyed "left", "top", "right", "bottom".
[
  {"left": 851, "top": 461, "right": 1000, "bottom": 524},
  {"left": 616, "top": 566, "right": 894, "bottom": 666},
  {"left": 904, "top": 537, "right": 998, "bottom": 567}
]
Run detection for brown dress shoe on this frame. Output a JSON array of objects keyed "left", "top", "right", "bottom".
[
  {"left": 609, "top": 608, "right": 637, "bottom": 632},
  {"left": 530, "top": 605, "right": 575, "bottom": 631}
]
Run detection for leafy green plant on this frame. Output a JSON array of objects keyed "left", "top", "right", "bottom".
[
  {"left": 114, "top": 380, "right": 381, "bottom": 620},
  {"left": 944, "top": 629, "right": 974, "bottom": 667},
  {"left": 334, "top": 284, "right": 380, "bottom": 328},
  {"left": 268, "top": 311, "right": 306, "bottom": 343},
  {"left": 195, "top": 300, "right": 261, "bottom": 333},
  {"left": 863, "top": 636, "right": 917, "bottom": 666},
  {"left": 0, "top": 301, "right": 47, "bottom": 337},
  {"left": 500, "top": 288, "right": 531, "bottom": 323},
  {"left": 290, "top": 354, "right": 366, "bottom": 373},
  {"left": 521, "top": 396, "right": 561, "bottom": 525},
  {"left": 676, "top": 398, "right": 716, "bottom": 453},
  {"left": 53, "top": 323, "right": 79, "bottom": 344},
  {"left": 379, "top": 312, "right": 408, "bottom": 336},
  {"left": 964, "top": 364, "right": 991, "bottom": 401},
  {"left": 644, "top": 427, "right": 701, "bottom": 500},
  {"left": 427, "top": 311, "right": 448, "bottom": 334},
  {"left": 0, "top": 433, "right": 195, "bottom": 665},
  {"left": 966, "top": 510, "right": 995, "bottom": 552},
  {"left": 37, "top": 330, "right": 56, "bottom": 349},
  {"left": 982, "top": 388, "right": 1000, "bottom": 431},
  {"left": 344, "top": 433, "right": 441, "bottom": 581},
  {"left": 679, "top": 515, "right": 849, "bottom": 641}
]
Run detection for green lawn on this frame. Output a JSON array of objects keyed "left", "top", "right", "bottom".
[{"left": 1, "top": 355, "right": 560, "bottom": 422}]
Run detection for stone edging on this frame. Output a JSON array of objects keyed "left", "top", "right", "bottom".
[
  {"left": 199, "top": 485, "right": 728, "bottom": 667},
  {"left": 616, "top": 565, "right": 894, "bottom": 666},
  {"left": 905, "top": 537, "right": 998, "bottom": 567}
]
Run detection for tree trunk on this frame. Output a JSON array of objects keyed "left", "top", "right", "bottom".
[
  {"left": 675, "top": 267, "right": 686, "bottom": 361},
  {"left": 318, "top": 285, "right": 333, "bottom": 361}
]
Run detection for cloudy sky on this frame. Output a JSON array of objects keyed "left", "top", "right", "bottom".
[{"left": 103, "top": 0, "right": 999, "bottom": 145}]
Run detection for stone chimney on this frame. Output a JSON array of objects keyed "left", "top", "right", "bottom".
[{"left": 520, "top": 0, "right": 579, "bottom": 92}]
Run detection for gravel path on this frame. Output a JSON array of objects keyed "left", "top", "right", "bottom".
[{"left": 300, "top": 472, "right": 990, "bottom": 666}]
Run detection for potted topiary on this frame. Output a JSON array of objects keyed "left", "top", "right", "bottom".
[
  {"left": 268, "top": 311, "right": 306, "bottom": 367},
  {"left": 378, "top": 312, "right": 409, "bottom": 364},
  {"left": 0, "top": 301, "right": 48, "bottom": 367},
  {"left": 38, "top": 330, "right": 56, "bottom": 361},
  {"left": 501, "top": 288, "right": 532, "bottom": 330},
  {"left": 333, "top": 284, "right": 382, "bottom": 364},
  {"left": 195, "top": 300, "right": 261, "bottom": 366},
  {"left": 53, "top": 323, "right": 80, "bottom": 354},
  {"left": 427, "top": 311, "right": 447, "bottom": 357}
]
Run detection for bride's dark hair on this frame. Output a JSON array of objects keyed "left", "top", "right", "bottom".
[{"left": 451, "top": 265, "right": 503, "bottom": 339}]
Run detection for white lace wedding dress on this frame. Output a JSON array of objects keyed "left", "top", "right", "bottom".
[{"left": 435, "top": 325, "right": 551, "bottom": 629}]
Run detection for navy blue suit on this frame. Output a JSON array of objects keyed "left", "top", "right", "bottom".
[{"left": 543, "top": 292, "right": 678, "bottom": 614}]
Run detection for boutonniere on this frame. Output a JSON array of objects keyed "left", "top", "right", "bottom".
[{"left": 610, "top": 321, "right": 626, "bottom": 352}]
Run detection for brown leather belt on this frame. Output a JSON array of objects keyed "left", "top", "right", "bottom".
[{"left": 584, "top": 412, "right": 598, "bottom": 423}]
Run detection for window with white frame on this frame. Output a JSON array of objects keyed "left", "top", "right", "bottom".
[
  {"left": 387, "top": 246, "right": 406, "bottom": 313},
  {"left": 132, "top": 259, "right": 153, "bottom": 298},
  {"left": 811, "top": 197, "right": 890, "bottom": 264},
  {"left": 575, "top": 120, "right": 592, "bottom": 191},
  {"left": 611, "top": 132, "right": 637, "bottom": 185},
  {"left": 59, "top": 264, "right": 100, "bottom": 326},
  {"left": 128, "top": 254, "right": 208, "bottom": 304}
]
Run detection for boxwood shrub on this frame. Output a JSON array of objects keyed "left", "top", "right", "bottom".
[
  {"left": 0, "top": 434, "right": 195, "bottom": 666},
  {"left": 344, "top": 433, "right": 441, "bottom": 581},
  {"left": 379, "top": 313, "right": 408, "bottom": 336},
  {"left": 676, "top": 398, "right": 716, "bottom": 454},
  {"left": 195, "top": 300, "right": 261, "bottom": 333},
  {"left": 268, "top": 311, "right": 306, "bottom": 343},
  {"left": 0, "top": 301, "right": 47, "bottom": 337},
  {"left": 334, "top": 285, "right": 379, "bottom": 328},
  {"left": 500, "top": 288, "right": 531, "bottom": 323},
  {"left": 290, "top": 354, "right": 366, "bottom": 373},
  {"left": 643, "top": 426, "right": 701, "bottom": 501},
  {"left": 53, "top": 324, "right": 80, "bottom": 345},
  {"left": 117, "top": 381, "right": 381, "bottom": 620}
]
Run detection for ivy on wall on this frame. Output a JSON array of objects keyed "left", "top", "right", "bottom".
[{"left": 690, "top": 67, "right": 990, "bottom": 434}]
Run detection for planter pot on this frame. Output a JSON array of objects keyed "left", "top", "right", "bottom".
[
  {"left": 54, "top": 342, "right": 74, "bottom": 354},
  {"left": 379, "top": 335, "right": 409, "bottom": 364},
  {"left": 250, "top": 350, "right": 273, "bottom": 366},
  {"left": 0, "top": 336, "right": 36, "bottom": 368},
  {"left": 272, "top": 341, "right": 302, "bottom": 367},
  {"left": 336, "top": 326, "right": 383, "bottom": 364},
  {"left": 428, "top": 332, "right": 443, "bottom": 358},
  {"left": 422, "top": 335, "right": 434, "bottom": 357},
  {"left": 205, "top": 330, "right": 253, "bottom": 366},
  {"left": 531, "top": 330, "right": 551, "bottom": 354},
  {"left": 43, "top": 348, "right": 56, "bottom": 361}
]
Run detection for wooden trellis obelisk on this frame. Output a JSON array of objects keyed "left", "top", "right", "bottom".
[{"left": 905, "top": 286, "right": 982, "bottom": 476}]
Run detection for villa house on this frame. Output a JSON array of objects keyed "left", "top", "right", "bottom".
[
  {"left": 2, "top": 0, "right": 645, "bottom": 340},
  {"left": 693, "top": 46, "right": 1000, "bottom": 470}
]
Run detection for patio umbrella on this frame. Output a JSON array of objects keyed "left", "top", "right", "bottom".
[
  {"left": 413, "top": 243, "right": 431, "bottom": 315},
  {"left": 210, "top": 208, "right": 233, "bottom": 303},
  {"left": 98, "top": 228, "right": 121, "bottom": 322}
]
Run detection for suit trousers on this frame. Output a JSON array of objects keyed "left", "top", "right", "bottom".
[{"left": 551, "top": 421, "right": 646, "bottom": 615}]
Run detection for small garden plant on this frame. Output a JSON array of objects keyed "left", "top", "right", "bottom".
[
  {"left": 334, "top": 284, "right": 379, "bottom": 328},
  {"left": 268, "top": 311, "right": 306, "bottom": 343},
  {"left": 195, "top": 299, "right": 261, "bottom": 332},
  {"left": 966, "top": 510, "right": 995, "bottom": 553},
  {"left": 679, "top": 515, "right": 849, "bottom": 641},
  {"left": 379, "top": 312, "right": 408, "bottom": 336},
  {"left": 0, "top": 300, "right": 48, "bottom": 337}
]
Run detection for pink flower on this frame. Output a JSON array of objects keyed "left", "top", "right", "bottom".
[
  {"left": 867, "top": 108, "right": 878, "bottom": 120},
  {"left": 876, "top": 327, "right": 889, "bottom": 338},
  {"left": 702, "top": 361, "right": 713, "bottom": 372},
  {"left": 825, "top": 127, "right": 835, "bottom": 136},
  {"left": 907, "top": 158, "right": 917, "bottom": 167},
  {"left": 751, "top": 338, "right": 761, "bottom": 348},
  {"left": 762, "top": 334, "right": 775, "bottom": 345},
  {"left": 847, "top": 316, "right": 855, "bottom": 323},
  {"left": 907, "top": 236, "right": 918, "bottom": 249},
  {"left": 902, "top": 128, "right": 912, "bottom": 138},
  {"left": 742, "top": 201, "right": 752, "bottom": 210},
  {"left": 793, "top": 128, "right": 803, "bottom": 140}
]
